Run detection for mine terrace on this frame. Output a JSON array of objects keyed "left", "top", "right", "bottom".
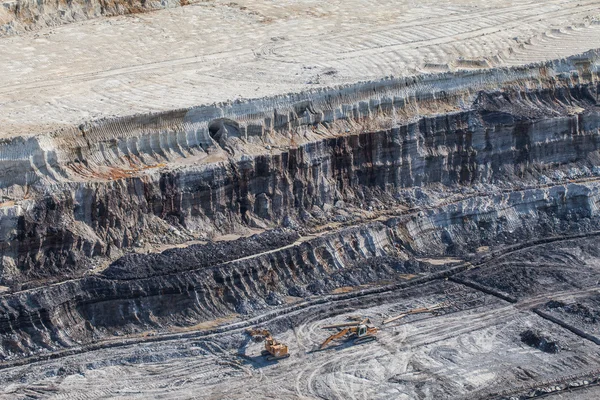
[{"left": 2, "top": 0, "right": 600, "bottom": 399}]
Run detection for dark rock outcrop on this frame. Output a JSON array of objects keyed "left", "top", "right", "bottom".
[
  {"left": 2, "top": 179, "right": 600, "bottom": 359},
  {"left": 2, "top": 52, "right": 600, "bottom": 359}
]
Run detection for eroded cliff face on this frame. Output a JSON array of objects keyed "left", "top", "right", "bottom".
[
  {"left": 2, "top": 52, "right": 600, "bottom": 287},
  {"left": 0, "top": 0, "right": 192, "bottom": 36},
  {"left": 1, "top": 181, "right": 600, "bottom": 359},
  {"left": 2, "top": 52, "right": 600, "bottom": 359}
]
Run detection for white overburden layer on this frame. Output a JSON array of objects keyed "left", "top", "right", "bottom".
[{"left": 0, "top": 0, "right": 599, "bottom": 137}]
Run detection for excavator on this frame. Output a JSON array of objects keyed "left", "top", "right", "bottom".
[
  {"left": 320, "top": 318, "right": 378, "bottom": 350},
  {"left": 246, "top": 328, "right": 290, "bottom": 361}
]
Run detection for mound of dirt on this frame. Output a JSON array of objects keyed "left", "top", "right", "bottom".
[
  {"left": 546, "top": 301, "right": 600, "bottom": 324},
  {"left": 102, "top": 229, "right": 300, "bottom": 280},
  {"left": 520, "top": 330, "right": 561, "bottom": 354}
]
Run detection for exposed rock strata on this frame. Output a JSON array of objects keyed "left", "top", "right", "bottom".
[
  {"left": 2, "top": 52, "right": 600, "bottom": 287},
  {"left": 1, "top": 180, "right": 600, "bottom": 359},
  {"left": 0, "top": 0, "right": 192, "bottom": 35},
  {"left": 2, "top": 52, "right": 600, "bottom": 358}
]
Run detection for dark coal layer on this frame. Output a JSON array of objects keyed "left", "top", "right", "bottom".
[
  {"left": 102, "top": 229, "right": 299, "bottom": 280},
  {"left": 3, "top": 81, "right": 600, "bottom": 287},
  {"left": 520, "top": 329, "right": 561, "bottom": 353}
]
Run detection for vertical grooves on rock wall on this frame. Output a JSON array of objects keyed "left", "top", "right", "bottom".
[{"left": 2, "top": 81, "right": 600, "bottom": 285}]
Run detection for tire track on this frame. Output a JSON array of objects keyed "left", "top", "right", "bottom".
[{"left": 2, "top": 0, "right": 599, "bottom": 135}]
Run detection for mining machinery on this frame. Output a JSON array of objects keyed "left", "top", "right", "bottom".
[
  {"left": 320, "top": 318, "right": 378, "bottom": 349},
  {"left": 246, "top": 328, "right": 290, "bottom": 360},
  {"left": 383, "top": 303, "right": 447, "bottom": 325}
]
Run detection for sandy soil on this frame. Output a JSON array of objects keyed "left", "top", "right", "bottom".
[{"left": 1, "top": 0, "right": 599, "bottom": 137}]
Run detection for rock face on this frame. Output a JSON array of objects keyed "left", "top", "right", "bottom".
[
  {"left": 2, "top": 51, "right": 600, "bottom": 359},
  {"left": 0, "top": 0, "right": 192, "bottom": 36},
  {"left": 2, "top": 51, "right": 600, "bottom": 286},
  {"left": 1, "top": 181, "right": 600, "bottom": 359}
]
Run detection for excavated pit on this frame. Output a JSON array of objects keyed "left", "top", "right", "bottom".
[
  {"left": 3, "top": 53, "right": 600, "bottom": 287},
  {"left": 4, "top": 50, "right": 600, "bottom": 398}
]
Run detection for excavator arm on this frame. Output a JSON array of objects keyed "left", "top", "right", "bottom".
[{"left": 320, "top": 327, "right": 351, "bottom": 349}]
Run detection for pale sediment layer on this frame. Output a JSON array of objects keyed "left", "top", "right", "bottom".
[
  {"left": 1, "top": 0, "right": 600, "bottom": 136},
  {"left": 0, "top": 0, "right": 193, "bottom": 36}
]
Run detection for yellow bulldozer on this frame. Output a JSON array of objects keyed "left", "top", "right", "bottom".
[
  {"left": 246, "top": 328, "right": 290, "bottom": 361},
  {"left": 320, "top": 318, "right": 378, "bottom": 350}
]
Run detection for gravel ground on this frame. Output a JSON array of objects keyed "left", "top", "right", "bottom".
[{"left": 3, "top": 237, "right": 600, "bottom": 399}]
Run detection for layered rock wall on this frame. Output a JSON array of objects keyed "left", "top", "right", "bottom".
[
  {"left": 2, "top": 52, "right": 600, "bottom": 286},
  {"left": 2, "top": 52, "right": 600, "bottom": 358},
  {"left": 0, "top": 0, "right": 191, "bottom": 36},
  {"left": 1, "top": 180, "right": 599, "bottom": 359}
]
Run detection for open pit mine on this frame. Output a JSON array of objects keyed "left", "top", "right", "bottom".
[{"left": 4, "top": 0, "right": 600, "bottom": 399}]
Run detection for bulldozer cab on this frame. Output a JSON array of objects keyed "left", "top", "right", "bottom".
[{"left": 357, "top": 324, "right": 367, "bottom": 337}]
